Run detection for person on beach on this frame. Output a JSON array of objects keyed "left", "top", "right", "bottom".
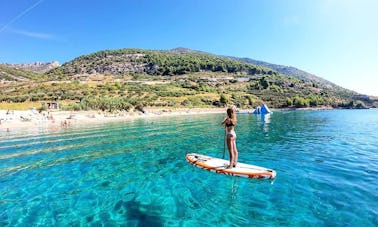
[{"left": 221, "top": 107, "right": 238, "bottom": 168}]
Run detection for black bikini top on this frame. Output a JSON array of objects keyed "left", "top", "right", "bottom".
[{"left": 225, "top": 118, "right": 234, "bottom": 127}]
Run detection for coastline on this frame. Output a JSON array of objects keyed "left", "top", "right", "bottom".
[
  {"left": 0, "top": 108, "right": 225, "bottom": 132},
  {"left": 0, "top": 105, "right": 346, "bottom": 133}
]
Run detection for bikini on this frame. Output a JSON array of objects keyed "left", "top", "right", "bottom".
[{"left": 225, "top": 119, "right": 236, "bottom": 137}]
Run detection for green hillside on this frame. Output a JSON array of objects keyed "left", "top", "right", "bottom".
[
  {"left": 46, "top": 48, "right": 277, "bottom": 79},
  {"left": 0, "top": 64, "right": 40, "bottom": 81},
  {"left": 1, "top": 48, "right": 377, "bottom": 111}
]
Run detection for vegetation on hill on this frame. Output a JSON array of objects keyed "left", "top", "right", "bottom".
[
  {"left": 4, "top": 61, "right": 60, "bottom": 74},
  {"left": 46, "top": 48, "right": 277, "bottom": 79},
  {"left": 230, "top": 57, "right": 333, "bottom": 86},
  {"left": 0, "top": 64, "right": 40, "bottom": 81},
  {"left": 1, "top": 48, "right": 377, "bottom": 111}
]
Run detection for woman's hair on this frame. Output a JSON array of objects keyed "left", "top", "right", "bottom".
[{"left": 227, "top": 107, "right": 237, "bottom": 123}]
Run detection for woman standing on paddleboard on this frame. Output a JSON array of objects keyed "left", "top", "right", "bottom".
[{"left": 221, "top": 107, "right": 238, "bottom": 168}]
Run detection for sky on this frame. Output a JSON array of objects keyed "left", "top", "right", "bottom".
[{"left": 0, "top": 0, "right": 377, "bottom": 96}]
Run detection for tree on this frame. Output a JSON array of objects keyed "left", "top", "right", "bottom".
[
  {"left": 260, "top": 77, "right": 269, "bottom": 89},
  {"left": 219, "top": 94, "right": 229, "bottom": 107},
  {"left": 354, "top": 100, "right": 367, "bottom": 109},
  {"left": 286, "top": 97, "right": 293, "bottom": 107},
  {"left": 293, "top": 96, "right": 309, "bottom": 107}
]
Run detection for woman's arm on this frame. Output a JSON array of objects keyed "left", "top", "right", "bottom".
[{"left": 231, "top": 117, "right": 237, "bottom": 125}]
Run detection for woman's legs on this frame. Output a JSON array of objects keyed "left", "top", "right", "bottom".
[
  {"left": 226, "top": 135, "right": 234, "bottom": 168},
  {"left": 227, "top": 135, "right": 239, "bottom": 168},
  {"left": 231, "top": 138, "right": 238, "bottom": 166}
]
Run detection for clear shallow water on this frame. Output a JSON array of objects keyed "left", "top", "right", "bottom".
[{"left": 0, "top": 109, "right": 377, "bottom": 226}]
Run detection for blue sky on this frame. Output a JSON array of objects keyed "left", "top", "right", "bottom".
[{"left": 1, "top": 0, "right": 377, "bottom": 96}]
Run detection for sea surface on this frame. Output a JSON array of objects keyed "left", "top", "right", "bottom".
[{"left": 0, "top": 109, "right": 377, "bottom": 226}]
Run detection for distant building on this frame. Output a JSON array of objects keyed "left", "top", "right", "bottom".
[
  {"left": 42, "top": 101, "right": 60, "bottom": 110},
  {"left": 237, "top": 77, "right": 251, "bottom": 82}
]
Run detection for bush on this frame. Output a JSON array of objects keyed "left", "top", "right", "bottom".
[
  {"left": 286, "top": 97, "right": 293, "bottom": 107},
  {"left": 64, "top": 103, "right": 82, "bottom": 111},
  {"left": 293, "top": 96, "right": 309, "bottom": 107},
  {"left": 354, "top": 100, "right": 367, "bottom": 109},
  {"left": 219, "top": 94, "right": 228, "bottom": 106}
]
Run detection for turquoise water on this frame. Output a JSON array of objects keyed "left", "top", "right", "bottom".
[{"left": 0, "top": 109, "right": 377, "bottom": 226}]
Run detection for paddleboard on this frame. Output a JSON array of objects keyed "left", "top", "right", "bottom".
[{"left": 186, "top": 153, "right": 276, "bottom": 179}]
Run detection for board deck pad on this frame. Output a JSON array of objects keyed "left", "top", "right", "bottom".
[{"left": 186, "top": 153, "right": 277, "bottom": 179}]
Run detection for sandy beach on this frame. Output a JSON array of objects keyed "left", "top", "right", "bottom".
[{"left": 0, "top": 108, "right": 225, "bottom": 132}]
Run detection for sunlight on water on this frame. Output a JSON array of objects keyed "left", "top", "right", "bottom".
[{"left": 0, "top": 110, "right": 377, "bottom": 226}]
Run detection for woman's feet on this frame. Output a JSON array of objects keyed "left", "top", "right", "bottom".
[{"left": 226, "top": 162, "right": 237, "bottom": 169}]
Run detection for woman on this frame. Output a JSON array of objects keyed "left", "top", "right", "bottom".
[{"left": 221, "top": 107, "right": 238, "bottom": 168}]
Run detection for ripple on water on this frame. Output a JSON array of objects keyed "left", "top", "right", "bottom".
[{"left": 1, "top": 110, "right": 377, "bottom": 226}]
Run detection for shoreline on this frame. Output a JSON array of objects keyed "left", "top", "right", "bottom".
[
  {"left": 0, "top": 105, "right": 364, "bottom": 133},
  {"left": 0, "top": 108, "right": 225, "bottom": 132}
]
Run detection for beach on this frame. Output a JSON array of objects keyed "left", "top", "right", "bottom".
[{"left": 0, "top": 108, "right": 225, "bottom": 132}]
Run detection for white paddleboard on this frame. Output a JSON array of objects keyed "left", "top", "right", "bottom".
[{"left": 186, "top": 153, "right": 276, "bottom": 179}]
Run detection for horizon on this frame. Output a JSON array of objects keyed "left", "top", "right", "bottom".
[{"left": 1, "top": 0, "right": 377, "bottom": 96}]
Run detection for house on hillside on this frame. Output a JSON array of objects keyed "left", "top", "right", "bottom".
[
  {"left": 42, "top": 101, "right": 60, "bottom": 110},
  {"left": 236, "top": 77, "right": 251, "bottom": 82}
]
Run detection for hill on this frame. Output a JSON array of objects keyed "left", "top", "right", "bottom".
[
  {"left": 230, "top": 57, "right": 334, "bottom": 86},
  {"left": 46, "top": 48, "right": 276, "bottom": 79},
  {"left": 1, "top": 48, "right": 376, "bottom": 111},
  {"left": 0, "top": 62, "right": 60, "bottom": 82},
  {"left": 5, "top": 61, "right": 60, "bottom": 73},
  {"left": 0, "top": 64, "right": 39, "bottom": 81}
]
